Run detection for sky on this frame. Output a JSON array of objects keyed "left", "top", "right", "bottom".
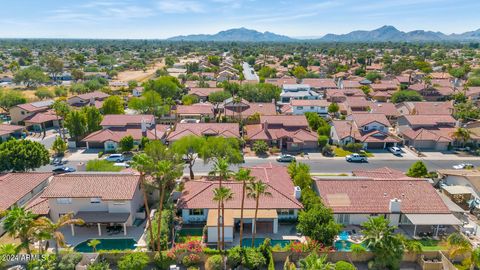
[{"left": 1, "top": 0, "right": 479, "bottom": 39}]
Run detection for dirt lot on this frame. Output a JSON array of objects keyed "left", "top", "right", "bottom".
[{"left": 117, "top": 59, "right": 164, "bottom": 82}]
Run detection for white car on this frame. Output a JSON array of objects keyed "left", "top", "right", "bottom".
[
  {"left": 105, "top": 154, "right": 124, "bottom": 162},
  {"left": 388, "top": 147, "right": 402, "bottom": 156},
  {"left": 453, "top": 163, "right": 474, "bottom": 170},
  {"left": 113, "top": 162, "right": 130, "bottom": 168}
]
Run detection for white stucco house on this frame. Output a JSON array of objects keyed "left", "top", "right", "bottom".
[{"left": 290, "top": 99, "right": 330, "bottom": 116}]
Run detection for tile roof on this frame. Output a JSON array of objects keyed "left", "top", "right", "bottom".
[
  {"left": 290, "top": 99, "right": 330, "bottom": 107},
  {"left": 25, "top": 192, "right": 49, "bottom": 215},
  {"left": 224, "top": 102, "right": 276, "bottom": 118},
  {"left": 23, "top": 110, "right": 60, "bottom": 124},
  {"left": 352, "top": 167, "right": 415, "bottom": 180},
  {"left": 83, "top": 125, "right": 169, "bottom": 143},
  {"left": 314, "top": 178, "right": 450, "bottom": 214},
  {"left": 261, "top": 115, "right": 309, "bottom": 127},
  {"left": 166, "top": 123, "right": 240, "bottom": 141},
  {"left": 400, "top": 115, "right": 456, "bottom": 126},
  {"left": 0, "top": 173, "right": 52, "bottom": 211},
  {"left": 301, "top": 78, "right": 337, "bottom": 89},
  {"left": 100, "top": 114, "right": 155, "bottom": 127},
  {"left": 176, "top": 103, "right": 214, "bottom": 115},
  {"left": 16, "top": 100, "right": 53, "bottom": 112},
  {"left": 396, "top": 101, "right": 454, "bottom": 115},
  {"left": 73, "top": 91, "right": 110, "bottom": 101},
  {"left": 0, "top": 124, "right": 24, "bottom": 136},
  {"left": 369, "top": 103, "right": 400, "bottom": 117},
  {"left": 42, "top": 174, "right": 140, "bottom": 200},
  {"left": 401, "top": 127, "right": 454, "bottom": 142},
  {"left": 350, "top": 113, "right": 391, "bottom": 127},
  {"left": 188, "top": 88, "right": 223, "bottom": 97},
  {"left": 178, "top": 163, "right": 302, "bottom": 210}
]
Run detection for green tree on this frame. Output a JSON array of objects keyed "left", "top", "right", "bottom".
[
  {"left": 34, "top": 88, "right": 55, "bottom": 100},
  {"left": 200, "top": 137, "right": 243, "bottom": 164},
  {"left": 0, "top": 89, "right": 27, "bottom": 111},
  {"left": 51, "top": 136, "right": 67, "bottom": 156},
  {"left": 65, "top": 110, "right": 87, "bottom": 142},
  {"left": 454, "top": 101, "right": 480, "bottom": 121},
  {"left": 452, "top": 127, "right": 471, "bottom": 147},
  {"left": 13, "top": 65, "right": 49, "bottom": 87},
  {"left": 144, "top": 76, "right": 182, "bottom": 99},
  {"left": 127, "top": 80, "right": 138, "bottom": 90},
  {"left": 209, "top": 90, "right": 232, "bottom": 119},
  {"left": 234, "top": 168, "right": 255, "bottom": 247},
  {"left": 181, "top": 94, "right": 199, "bottom": 105},
  {"left": 45, "top": 55, "right": 64, "bottom": 81},
  {"left": 328, "top": 102, "right": 339, "bottom": 115},
  {"left": 293, "top": 66, "right": 307, "bottom": 81},
  {"left": 171, "top": 135, "right": 205, "bottom": 179},
  {"left": 87, "top": 261, "right": 111, "bottom": 270},
  {"left": 391, "top": 90, "right": 423, "bottom": 103},
  {"left": 208, "top": 55, "right": 221, "bottom": 66},
  {"left": 117, "top": 252, "right": 149, "bottom": 270},
  {"left": 71, "top": 69, "right": 84, "bottom": 81},
  {"left": 446, "top": 232, "right": 480, "bottom": 269},
  {"left": 213, "top": 186, "right": 234, "bottom": 251},
  {"left": 365, "top": 71, "right": 382, "bottom": 82},
  {"left": 128, "top": 90, "right": 168, "bottom": 116},
  {"left": 247, "top": 180, "right": 272, "bottom": 248},
  {"left": 299, "top": 253, "right": 335, "bottom": 270},
  {"left": 0, "top": 244, "right": 18, "bottom": 268},
  {"left": 33, "top": 213, "right": 84, "bottom": 257},
  {"left": 87, "top": 239, "right": 101, "bottom": 253},
  {"left": 0, "top": 140, "right": 49, "bottom": 172},
  {"left": 252, "top": 140, "right": 269, "bottom": 156},
  {"left": 82, "top": 106, "right": 103, "bottom": 133},
  {"left": 297, "top": 204, "right": 341, "bottom": 246},
  {"left": 119, "top": 135, "right": 134, "bottom": 152},
  {"left": 101, "top": 96, "right": 124, "bottom": 114},
  {"left": 238, "top": 83, "right": 281, "bottom": 102},
  {"left": 406, "top": 161, "right": 428, "bottom": 177},
  {"left": 2, "top": 207, "right": 37, "bottom": 253}
]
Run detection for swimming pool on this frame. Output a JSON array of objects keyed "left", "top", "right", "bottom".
[
  {"left": 74, "top": 238, "right": 137, "bottom": 252},
  {"left": 241, "top": 238, "right": 294, "bottom": 248},
  {"left": 334, "top": 240, "right": 367, "bottom": 252}
]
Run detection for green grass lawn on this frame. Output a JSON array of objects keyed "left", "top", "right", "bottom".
[
  {"left": 86, "top": 159, "right": 123, "bottom": 172},
  {"left": 333, "top": 147, "right": 374, "bottom": 157},
  {"left": 415, "top": 239, "right": 447, "bottom": 251}
]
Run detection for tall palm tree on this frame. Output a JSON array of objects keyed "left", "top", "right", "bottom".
[
  {"left": 213, "top": 186, "right": 234, "bottom": 251},
  {"left": 299, "top": 253, "right": 335, "bottom": 270},
  {"left": 246, "top": 181, "right": 272, "bottom": 248},
  {"left": 452, "top": 127, "right": 471, "bottom": 147},
  {"left": 234, "top": 168, "right": 255, "bottom": 247},
  {"left": 208, "top": 158, "right": 233, "bottom": 188},
  {"left": 131, "top": 153, "right": 156, "bottom": 251},
  {"left": 33, "top": 213, "right": 84, "bottom": 256},
  {"left": 2, "top": 207, "right": 37, "bottom": 253},
  {"left": 447, "top": 232, "right": 480, "bottom": 269},
  {"left": 151, "top": 159, "right": 183, "bottom": 252}
]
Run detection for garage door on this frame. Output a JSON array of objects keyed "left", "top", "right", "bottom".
[
  {"left": 255, "top": 221, "right": 273, "bottom": 233},
  {"left": 366, "top": 142, "right": 385, "bottom": 149}
]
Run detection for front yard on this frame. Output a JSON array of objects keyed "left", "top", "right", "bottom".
[{"left": 332, "top": 146, "right": 374, "bottom": 157}]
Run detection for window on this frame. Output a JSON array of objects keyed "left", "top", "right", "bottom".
[
  {"left": 297, "top": 106, "right": 303, "bottom": 110},
  {"left": 363, "top": 126, "right": 368, "bottom": 131},
  {"left": 56, "top": 198, "right": 72, "bottom": 204},
  {"left": 277, "top": 209, "right": 294, "bottom": 216},
  {"left": 113, "top": 201, "right": 126, "bottom": 205},
  {"left": 310, "top": 106, "right": 314, "bottom": 110},
  {"left": 337, "top": 214, "right": 350, "bottom": 224},
  {"left": 189, "top": 209, "right": 204, "bottom": 216},
  {"left": 90, "top": 198, "right": 101, "bottom": 204}
]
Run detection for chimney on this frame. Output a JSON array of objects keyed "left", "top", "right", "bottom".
[
  {"left": 89, "top": 97, "right": 95, "bottom": 106},
  {"left": 294, "top": 186, "right": 301, "bottom": 200},
  {"left": 141, "top": 119, "right": 147, "bottom": 136},
  {"left": 389, "top": 198, "right": 401, "bottom": 213},
  {"left": 263, "top": 120, "right": 269, "bottom": 132}
]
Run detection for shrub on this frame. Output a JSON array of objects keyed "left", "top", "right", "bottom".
[
  {"left": 343, "top": 142, "right": 363, "bottom": 153},
  {"left": 227, "top": 246, "right": 243, "bottom": 268},
  {"left": 269, "top": 146, "right": 280, "bottom": 154},
  {"left": 335, "top": 261, "right": 356, "bottom": 270},
  {"left": 318, "top": 135, "right": 329, "bottom": 148},
  {"left": 182, "top": 254, "right": 201, "bottom": 267},
  {"left": 57, "top": 253, "right": 83, "bottom": 270},
  {"left": 252, "top": 140, "right": 269, "bottom": 155},
  {"left": 242, "top": 248, "right": 266, "bottom": 270},
  {"left": 205, "top": 254, "right": 223, "bottom": 270},
  {"left": 117, "top": 252, "right": 150, "bottom": 270},
  {"left": 87, "top": 261, "right": 111, "bottom": 270},
  {"left": 97, "top": 151, "right": 104, "bottom": 158},
  {"left": 154, "top": 252, "right": 175, "bottom": 270},
  {"left": 322, "top": 145, "right": 333, "bottom": 157},
  {"left": 187, "top": 267, "right": 200, "bottom": 270},
  {"left": 119, "top": 135, "right": 134, "bottom": 152}
]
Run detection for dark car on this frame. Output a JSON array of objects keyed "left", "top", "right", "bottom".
[
  {"left": 52, "top": 166, "right": 76, "bottom": 174},
  {"left": 276, "top": 154, "right": 296, "bottom": 162}
]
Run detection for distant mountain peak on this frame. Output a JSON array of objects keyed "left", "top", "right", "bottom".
[{"left": 167, "top": 27, "right": 294, "bottom": 42}]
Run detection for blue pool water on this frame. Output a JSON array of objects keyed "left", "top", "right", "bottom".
[
  {"left": 241, "top": 238, "right": 294, "bottom": 248},
  {"left": 334, "top": 240, "right": 367, "bottom": 251},
  {"left": 74, "top": 238, "right": 137, "bottom": 252},
  {"left": 339, "top": 231, "right": 349, "bottom": 241}
]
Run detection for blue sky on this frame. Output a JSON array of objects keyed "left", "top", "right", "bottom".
[{"left": 1, "top": 0, "right": 479, "bottom": 39}]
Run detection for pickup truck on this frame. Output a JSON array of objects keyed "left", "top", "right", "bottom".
[{"left": 345, "top": 153, "right": 368, "bottom": 162}]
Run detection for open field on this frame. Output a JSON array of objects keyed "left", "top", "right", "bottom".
[{"left": 116, "top": 59, "right": 164, "bottom": 82}]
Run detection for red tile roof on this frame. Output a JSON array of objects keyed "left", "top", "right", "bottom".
[
  {"left": 401, "top": 127, "right": 454, "bottom": 142},
  {"left": 176, "top": 103, "right": 214, "bottom": 115},
  {"left": 223, "top": 102, "right": 276, "bottom": 118},
  {"left": 369, "top": 102, "right": 400, "bottom": 117},
  {"left": 302, "top": 78, "right": 337, "bottom": 89},
  {"left": 24, "top": 110, "right": 60, "bottom": 124},
  {"left": 350, "top": 113, "right": 391, "bottom": 128},
  {"left": 178, "top": 163, "right": 302, "bottom": 210},
  {"left": 397, "top": 101, "right": 454, "bottom": 115},
  {"left": 352, "top": 167, "right": 415, "bottom": 180},
  {"left": 166, "top": 123, "right": 240, "bottom": 141},
  {"left": 83, "top": 125, "right": 169, "bottom": 143},
  {"left": 0, "top": 124, "right": 24, "bottom": 136},
  {"left": 42, "top": 174, "right": 140, "bottom": 200},
  {"left": 25, "top": 192, "right": 49, "bottom": 215},
  {"left": 188, "top": 88, "right": 223, "bottom": 97},
  {"left": 314, "top": 178, "right": 450, "bottom": 214},
  {"left": 0, "top": 173, "right": 52, "bottom": 211},
  {"left": 261, "top": 115, "right": 309, "bottom": 127},
  {"left": 100, "top": 114, "right": 155, "bottom": 127},
  {"left": 73, "top": 91, "right": 110, "bottom": 101},
  {"left": 400, "top": 115, "right": 456, "bottom": 126}
]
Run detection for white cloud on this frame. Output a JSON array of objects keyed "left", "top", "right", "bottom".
[{"left": 156, "top": 0, "right": 205, "bottom": 13}]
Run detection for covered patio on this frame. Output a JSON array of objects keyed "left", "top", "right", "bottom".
[
  {"left": 71, "top": 211, "right": 131, "bottom": 237},
  {"left": 401, "top": 213, "right": 462, "bottom": 239}
]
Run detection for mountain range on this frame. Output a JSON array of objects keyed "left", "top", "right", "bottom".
[{"left": 167, "top": 26, "right": 480, "bottom": 42}]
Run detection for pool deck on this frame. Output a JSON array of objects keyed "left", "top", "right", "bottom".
[
  {"left": 226, "top": 224, "right": 304, "bottom": 248},
  {"left": 55, "top": 219, "right": 148, "bottom": 249}
]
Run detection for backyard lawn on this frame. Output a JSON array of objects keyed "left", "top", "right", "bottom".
[
  {"left": 415, "top": 239, "right": 447, "bottom": 251},
  {"left": 333, "top": 147, "right": 374, "bottom": 157}
]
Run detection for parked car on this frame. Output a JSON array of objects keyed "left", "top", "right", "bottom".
[
  {"left": 276, "top": 154, "right": 296, "bottom": 162},
  {"left": 52, "top": 166, "right": 76, "bottom": 174},
  {"left": 388, "top": 147, "right": 402, "bottom": 156},
  {"left": 453, "top": 163, "right": 474, "bottom": 170},
  {"left": 50, "top": 157, "right": 66, "bottom": 166},
  {"left": 346, "top": 153, "right": 368, "bottom": 162},
  {"left": 105, "top": 154, "right": 124, "bottom": 162}
]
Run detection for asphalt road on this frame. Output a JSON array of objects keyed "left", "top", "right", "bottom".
[
  {"left": 242, "top": 62, "right": 259, "bottom": 81},
  {"left": 36, "top": 158, "right": 480, "bottom": 175}
]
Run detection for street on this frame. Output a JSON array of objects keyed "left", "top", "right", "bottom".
[{"left": 242, "top": 62, "right": 259, "bottom": 81}]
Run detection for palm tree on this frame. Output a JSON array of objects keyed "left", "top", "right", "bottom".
[
  {"left": 33, "top": 213, "right": 84, "bottom": 256},
  {"left": 447, "top": 232, "right": 480, "bottom": 269},
  {"left": 208, "top": 158, "right": 233, "bottom": 188},
  {"left": 246, "top": 181, "right": 272, "bottom": 248},
  {"left": 299, "top": 252, "right": 335, "bottom": 270},
  {"left": 2, "top": 207, "right": 37, "bottom": 253},
  {"left": 452, "top": 127, "right": 471, "bottom": 147},
  {"left": 151, "top": 159, "right": 183, "bottom": 252},
  {"left": 213, "top": 186, "right": 234, "bottom": 251},
  {"left": 87, "top": 239, "right": 101, "bottom": 253},
  {"left": 234, "top": 168, "right": 255, "bottom": 247},
  {"left": 131, "top": 153, "right": 156, "bottom": 251}
]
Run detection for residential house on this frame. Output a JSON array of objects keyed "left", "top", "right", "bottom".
[
  {"left": 216, "top": 70, "right": 238, "bottom": 82},
  {"left": 0, "top": 123, "right": 24, "bottom": 141},
  {"left": 280, "top": 84, "right": 320, "bottom": 103},
  {"left": 313, "top": 177, "right": 461, "bottom": 237},
  {"left": 396, "top": 114, "right": 456, "bottom": 150},
  {"left": 265, "top": 77, "right": 297, "bottom": 88},
  {"left": 338, "top": 80, "right": 362, "bottom": 89},
  {"left": 188, "top": 87, "right": 223, "bottom": 102},
  {"left": 132, "top": 87, "right": 144, "bottom": 97},
  {"left": 369, "top": 102, "right": 401, "bottom": 123},
  {"left": 176, "top": 103, "right": 215, "bottom": 122},
  {"left": 166, "top": 123, "right": 240, "bottom": 143},
  {"left": 244, "top": 115, "right": 318, "bottom": 151},
  {"left": 0, "top": 173, "right": 52, "bottom": 235},
  {"left": 67, "top": 91, "right": 110, "bottom": 109},
  {"left": 9, "top": 100, "right": 60, "bottom": 131},
  {"left": 325, "top": 88, "right": 366, "bottom": 103},
  {"left": 178, "top": 163, "right": 303, "bottom": 243},
  {"left": 437, "top": 169, "right": 480, "bottom": 198},
  {"left": 396, "top": 101, "right": 454, "bottom": 116},
  {"left": 221, "top": 98, "right": 276, "bottom": 120},
  {"left": 83, "top": 114, "right": 168, "bottom": 151},
  {"left": 290, "top": 99, "right": 330, "bottom": 116},
  {"left": 330, "top": 113, "right": 400, "bottom": 149},
  {"left": 344, "top": 97, "right": 374, "bottom": 113},
  {"left": 302, "top": 78, "right": 337, "bottom": 91},
  {"left": 41, "top": 174, "right": 144, "bottom": 236},
  {"left": 408, "top": 81, "right": 454, "bottom": 101}
]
